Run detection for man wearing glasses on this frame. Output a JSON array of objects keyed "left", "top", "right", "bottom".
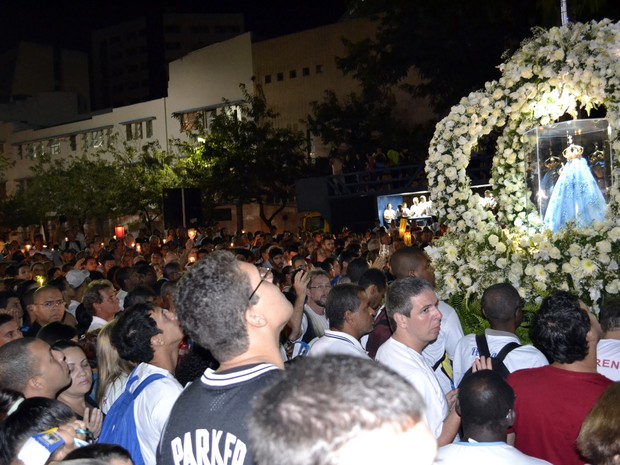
[
  {"left": 158, "top": 251, "right": 293, "bottom": 465},
  {"left": 24, "top": 285, "right": 68, "bottom": 337},
  {"left": 288, "top": 269, "right": 332, "bottom": 346}
]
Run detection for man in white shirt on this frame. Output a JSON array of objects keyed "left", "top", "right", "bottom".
[
  {"left": 389, "top": 247, "right": 464, "bottom": 394},
  {"left": 288, "top": 270, "right": 332, "bottom": 344},
  {"left": 106, "top": 302, "right": 184, "bottom": 465},
  {"left": 452, "top": 283, "right": 548, "bottom": 386},
  {"left": 309, "top": 283, "right": 375, "bottom": 359},
  {"left": 597, "top": 299, "right": 620, "bottom": 380},
  {"left": 437, "top": 370, "right": 551, "bottom": 464},
  {"left": 82, "top": 280, "right": 120, "bottom": 333},
  {"left": 375, "top": 277, "right": 460, "bottom": 446}
]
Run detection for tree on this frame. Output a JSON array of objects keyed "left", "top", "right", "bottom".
[
  {"left": 175, "top": 84, "right": 309, "bottom": 231},
  {"left": 104, "top": 139, "right": 179, "bottom": 232}
]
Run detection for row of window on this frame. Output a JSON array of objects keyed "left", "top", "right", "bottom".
[
  {"left": 178, "top": 106, "right": 240, "bottom": 133},
  {"left": 16, "top": 122, "right": 154, "bottom": 160},
  {"left": 264, "top": 64, "right": 323, "bottom": 84}
]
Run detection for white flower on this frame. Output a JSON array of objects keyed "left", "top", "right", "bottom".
[
  {"left": 582, "top": 259, "right": 598, "bottom": 275},
  {"left": 597, "top": 240, "right": 612, "bottom": 254},
  {"left": 488, "top": 234, "right": 499, "bottom": 247},
  {"left": 496, "top": 242, "right": 507, "bottom": 254}
]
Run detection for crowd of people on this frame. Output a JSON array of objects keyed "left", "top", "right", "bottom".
[{"left": 0, "top": 221, "right": 618, "bottom": 465}]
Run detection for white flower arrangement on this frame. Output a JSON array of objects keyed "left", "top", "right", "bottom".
[{"left": 426, "top": 19, "right": 620, "bottom": 307}]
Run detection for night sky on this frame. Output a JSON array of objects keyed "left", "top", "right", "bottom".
[{"left": 0, "top": 0, "right": 350, "bottom": 54}]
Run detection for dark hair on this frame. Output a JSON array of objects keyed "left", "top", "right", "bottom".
[
  {"left": 0, "top": 338, "right": 39, "bottom": 393},
  {"left": 163, "top": 262, "right": 181, "bottom": 281},
  {"left": 82, "top": 280, "right": 114, "bottom": 315},
  {"left": 268, "top": 247, "right": 284, "bottom": 260},
  {"left": 0, "top": 291, "right": 18, "bottom": 310},
  {"left": 389, "top": 246, "right": 427, "bottom": 279},
  {"left": 249, "top": 356, "right": 426, "bottom": 465},
  {"left": 0, "top": 314, "right": 13, "bottom": 326},
  {"left": 325, "top": 284, "right": 365, "bottom": 330},
  {"left": 599, "top": 299, "right": 620, "bottom": 333},
  {"left": 0, "top": 388, "right": 22, "bottom": 422},
  {"left": 174, "top": 251, "right": 251, "bottom": 362},
  {"left": 458, "top": 370, "right": 515, "bottom": 429},
  {"left": 0, "top": 397, "right": 75, "bottom": 464},
  {"left": 531, "top": 291, "right": 590, "bottom": 363},
  {"left": 111, "top": 302, "right": 161, "bottom": 363},
  {"left": 174, "top": 344, "right": 219, "bottom": 386},
  {"left": 64, "top": 443, "right": 133, "bottom": 463},
  {"left": 113, "top": 267, "right": 131, "bottom": 291},
  {"left": 481, "top": 283, "right": 523, "bottom": 322},
  {"left": 358, "top": 268, "right": 387, "bottom": 292},
  {"left": 124, "top": 285, "right": 156, "bottom": 309},
  {"left": 36, "top": 322, "right": 78, "bottom": 346},
  {"left": 385, "top": 277, "right": 435, "bottom": 329},
  {"left": 344, "top": 258, "right": 369, "bottom": 284}
]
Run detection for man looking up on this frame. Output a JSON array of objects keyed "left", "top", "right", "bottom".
[
  {"left": 157, "top": 251, "right": 293, "bottom": 465},
  {"left": 375, "top": 277, "right": 460, "bottom": 446},
  {"left": 507, "top": 291, "right": 612, "bottom": 465},
  {"left": 309, "top": 284, "right": 375, "bottom": 359},
  {"left": 0, "top": 337, "right": 70, "bottom": 398}
]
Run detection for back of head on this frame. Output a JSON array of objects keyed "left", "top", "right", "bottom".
[
  {"left": 577, "top": 382, "right": 620, "bottom": 465},
  {"left": 325, "top": 284, "right": 364, "bottom": 331},
  {"left": 358, "top": 268, "right": 387, "bottom": 292},
  {"left": 389, "top": 247, "right": 425, "bottom": 279},
  {"left": 114, "top": 267, "right": 131, "bottom": 291},
  {"left": 111, "top": 303, "right": 160, "bottom": 363},
  {"left": 532, "top": 291, "right": 590, "bottom": 363},
  {"left": 37, "top": 322, "right": 78, "bottom": 346},
  {"left": 96, "top": 320, "right": 134, "bottom": 406},
  {"left": 124, "top": 285, "right": 156, "bottom": 309},
  {"left": 345, "top": 258, "right": 369, "bottom": 284},
  {"left": 599, "top": 299, "right": 620, "bottom": 333},
  {"left": 458, "top": 370, "right": 515, "bottom": 431},
  {"left": 0, "top": 397, "right": 75, "bottom": 465},
  {"left": 385, "top": 277, "right": 434, "bottom": 329},
  {"left": 249, "top": 355, "right": 431, "bottom": 465},
  {"left": 481, "top": 283, "right": 522, "bottom": 324},
  {"left": 174, "top": 251, "right": 250, "bottom": 363},
  {"left": 64, "top": 443, "right": 133, "bottom": 464},
  {"left": 0, "top": 338, "right": 38, "bottom": 395}
]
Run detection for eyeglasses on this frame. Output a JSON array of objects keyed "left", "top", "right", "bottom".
[
  {"left": 38, "top": 299, "right": 65, "bottom": 309},
  {"left": 308, "top": 284, "right": 331, "bottom": 291},
  {"left": 249, "top": 268, "right": 272, "bottom": 301}
]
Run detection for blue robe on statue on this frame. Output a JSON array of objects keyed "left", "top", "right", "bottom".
[{"left": 543, "top": 156, "right": 606, "bottom": 233}]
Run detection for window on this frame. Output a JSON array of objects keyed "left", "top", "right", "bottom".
[
  {"left": 70, "top": 135, "right": 77, "bottom": 151},
  {"left": 126, "top": 122, "right": 143, "bottom": 140},
  {"left": 277, "top": 72, "right": 283, "bottom": 81},
  {"left": 180, "top": 111, "right": 205, "bottom": 132},
  {"left": 206, "top": 110, "right": 216, "bottom": 131},
  {"left": 49, "top": 139, "right": 61, "bottom": 155},
  {"left": 289, "top": 70, "right": 297, "bottom": 79},
  {"left": 17, "top": 145, "right": 23, "bottom": 160},
  {"left": 90, "top": 130, "right": 105, "bottom": 148},
  {"left": 316, "top": 64, "right": 323, "bottom": 74},
  {"left": 146, "top": 120, "right": 153, "bottom": 138},
  {"left": 265, "top": 75, "right": 272, "bottom": 84},
  {"left": 302, "top": 67, "right": 310, "bottom": 76}
]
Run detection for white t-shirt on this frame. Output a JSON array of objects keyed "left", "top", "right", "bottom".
[
  {"left": 309, "top": 330, "right": 370, "bottom": 359},
  {"left": 299, "top": 304, "right": 329, "bottom": 340},
  {"left": 130, "top": 363, "right": 183, "bottom": 465},
  {"left": 376, "top": 337, "right": 448, "bottom": 438},
  {"left": 422, "top": 301, "right": 464, "bottom": 394},
  {"left": 452, "top": 329, "right": 549, "bottom": 387},
  {"left": 100, "top": 373, "right": 128, "bottom": 414},
  {"left": 597, "top": 338, "right": 620, "bottom": 381},
  {"left": 438, "top": 440, "right": 552, "bottom": 464},
  {"left": 87, "top": 315, "right": 109, "bottom": 333}
]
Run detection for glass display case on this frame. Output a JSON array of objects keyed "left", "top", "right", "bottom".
[{"left": 525, "top": 119, "right": 612, "bottom": 232}]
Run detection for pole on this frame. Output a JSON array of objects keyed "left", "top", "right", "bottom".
[{"left": 560, "top": 0, "right": 569, "bottom": 26}]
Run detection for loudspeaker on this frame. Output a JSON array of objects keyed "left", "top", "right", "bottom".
[{"left": 163, "top": 188, "right": 202, "bottom": 229}]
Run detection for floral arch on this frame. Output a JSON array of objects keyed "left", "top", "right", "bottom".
[{"left": 426, "top": 19, "right": 620, "bottom": 306}]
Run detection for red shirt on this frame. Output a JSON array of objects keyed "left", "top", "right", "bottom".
[{"left": 508, "top": 365, "right": 612, "bottom": 465}]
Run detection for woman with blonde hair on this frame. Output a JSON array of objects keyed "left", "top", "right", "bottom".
[{"left": 95, "top": 319, "right": 134, "bottom": 414}]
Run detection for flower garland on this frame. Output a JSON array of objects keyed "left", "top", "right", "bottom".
[{"left": 426, "top": 19, "right": 620, "bottom": 305}]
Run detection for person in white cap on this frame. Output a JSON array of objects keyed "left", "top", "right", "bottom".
[{"left": 65, "top": 270, "right": 90, "bottom": 317}]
